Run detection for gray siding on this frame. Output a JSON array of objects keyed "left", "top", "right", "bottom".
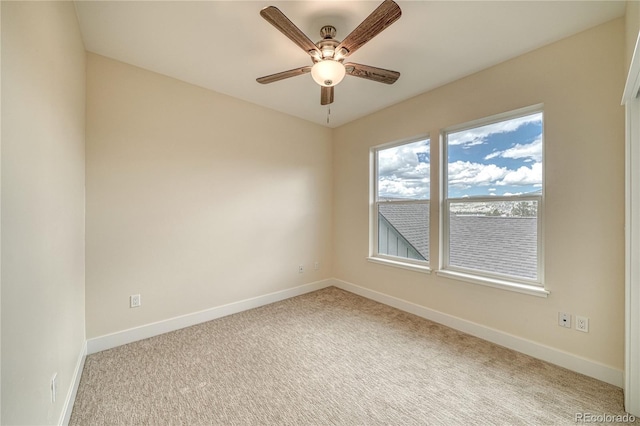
[{"left": 378, "top": 214, "right": 425, "bottom": 260}]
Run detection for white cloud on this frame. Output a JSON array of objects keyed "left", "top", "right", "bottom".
[
  {"left": 447, "top": 161, "right": 542, "bottom": 192},
  {"left": 496, "top": 162, "right": 542, "bottom": 186},
  {"left": 461, "top": 139, "right": 485, "bottom": 149},
  {"left": 379, "top": 176, "right": 429, "bottom": 199},
  {"left": 448, "top": 112, "right": 542, "bottom": 147},
  {"left": 448, "top": 161, "right": 508, "bottom": 187},
  {"left": 378, "top": 139, "right": 430, "bottom": 199},
  {"left": 485, "top": 137, "right": 542, "bottom": 162}
]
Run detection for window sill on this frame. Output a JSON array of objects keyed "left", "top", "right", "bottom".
[
  {"left": 367, "top": 256, "right": 432, "bottom": 274},
  {"left": 436, "top": 270, "right": 549, "bottom": 298}
]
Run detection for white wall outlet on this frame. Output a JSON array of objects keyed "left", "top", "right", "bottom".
[
  {"left": 314, "top": 261, "right": 320, "bottom": 270},
  {"left": 558, "top": 312, "right": 571, "bottom": 328},
  {"left": 576, "top": 316, "right": 589, "bottom": 332},
  {"left": 51, "top": 373, "right": 57, "bottom": 403},
  {"left": 298, "top": 265, "right": 304, "bottom": 274},
  {"left": 130, "top": 294, "right": 141, "bottom": 308}
]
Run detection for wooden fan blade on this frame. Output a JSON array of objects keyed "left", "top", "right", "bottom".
[
  {"left": 260, "top": 6, "right": 321, "bottom": 58},
  {"left": 257, "top": 66, "right": 312, "bottom": 84},
  {"left": 321, "top": 86, "right": 334, "bottom": 105},
  {"left": 335, "top": 0, "right": 401, "bottom": 58},
  {"left": 344, "top": 63, "right": 400, "bottom": 84}
]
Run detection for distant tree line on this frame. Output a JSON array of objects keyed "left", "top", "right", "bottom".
[
  {"left": 510, "top": 201, "right": 537, "bottom": 217},
  {"left": 452, "top": 201, "right": 537, "bottom": 217}
]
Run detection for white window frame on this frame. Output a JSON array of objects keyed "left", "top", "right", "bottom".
[
  {"left": 438, "top": 105, "right": 548, "bottom": 297},
  {"left": 368, "top": 136, "right": 431, "bottom": 274}
]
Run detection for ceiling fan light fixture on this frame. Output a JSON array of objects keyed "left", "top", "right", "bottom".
[
  {"left": 321, "top": 47, "right": 335, "bottom": 59},
  {"left": 311, "top": 60, "right": 346, "bottom": 87},
  {"left": 333, "top": 48, "right": 349, "bottom": 61}
]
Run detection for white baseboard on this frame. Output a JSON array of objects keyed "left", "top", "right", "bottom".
[
  {"left": 84, "top": 277, "right": 623, "bottom": 388},
  {"left": 87, "top": 279, "right": 333, "bottom": 355},
  {"left": 330, "top": 278, "right": 624, "bottom": 388},
  {"left": 60, "top": 340, "right": 87, "bottom": 426}
]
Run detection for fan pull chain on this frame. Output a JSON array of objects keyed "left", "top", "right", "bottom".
[{"left": 326, "top": 105, "right": 331, "bottom": 125}]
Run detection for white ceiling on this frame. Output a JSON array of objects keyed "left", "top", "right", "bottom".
[{"left": 74, "top": 1, "right": 626, "bottom": 128}]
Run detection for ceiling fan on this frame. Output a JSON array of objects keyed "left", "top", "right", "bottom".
[{"left": 256, "top": 0, "right": 402, "bottom": 106}]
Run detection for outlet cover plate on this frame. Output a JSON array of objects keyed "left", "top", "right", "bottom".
[
  {"left": 576, "top": 315, "right": 589, "bottom": 332},
  {"left": 130, "top": 294, "right": 141, "bottom": 308}
]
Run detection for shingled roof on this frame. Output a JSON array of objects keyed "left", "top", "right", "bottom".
[
  {"left": 379, "top": 204, "right": 537, "bottom": 280},
  {"left": 449, "top": 215, "right": 538, "bottom": 279},
  {"left": 379, "top": 202, "right": 429, "bottom": 260}
]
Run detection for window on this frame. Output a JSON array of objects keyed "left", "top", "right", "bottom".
[
  {"left": 371, "top": 137, "right": 430, "bottom": 270},
  {"left": 442, "top": 107, "right": 544, "bottom": 288}
]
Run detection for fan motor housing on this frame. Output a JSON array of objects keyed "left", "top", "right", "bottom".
[
  {"left": 314, "top": 25, "right": 340, "bottom": 60},
  {"left": 316, "top": 39, "right": 339, "bottom": 59}
]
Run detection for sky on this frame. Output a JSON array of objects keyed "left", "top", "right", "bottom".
[
  {"left": 378, "top": 138, "right": 430, "bottom": 200},
  {"left": 377, "top": 112, "right": 543, "bottom": 200}
]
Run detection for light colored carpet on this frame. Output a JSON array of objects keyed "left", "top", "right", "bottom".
[{"left": 70, "top": 287, "right": 634, "bottom": 425}]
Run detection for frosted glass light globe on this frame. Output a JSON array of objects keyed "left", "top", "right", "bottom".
[{"left": 311, "top": 60, "right": 346, "bottom": 87}]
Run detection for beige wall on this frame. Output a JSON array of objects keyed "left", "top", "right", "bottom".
[
  {"left": 85, "top": 54, "right": 333, "bottom": 338},
  {"left": 333, "top": 18, "right": 626, "bottom": 370},
  {"left": 627, "top": 1, "right": 640, "bottom": 71},
  {"left": 1, "top": 2, "right": 86, "bottom": 425}
]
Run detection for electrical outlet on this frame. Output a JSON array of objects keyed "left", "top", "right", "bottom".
[
  {"left": 51, "top": 373, "right": 57, "bottom": 403},
  {"left": 298, "top": 265, "right": 304, "bottom": 274},
  {"left": 576, "top": 316, "right": 589, "bottom": 332},
  {"left": 314, "top": 261, "right": 320, "bottom": 271},
  {"left": 558, "top": 312, "right": 571, "bottom": 328},
  {"left": 130, "top": 294, "right": 141, "bottom": 308}
]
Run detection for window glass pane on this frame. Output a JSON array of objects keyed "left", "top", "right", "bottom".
[
  {"left": 447, "top": 112, "right": 542, "bottom": 198},
  {"left": 378, "top": 201, "right": 429, "bottom": 261},
  {"left": 448, "top": 200, "right": 538, "bottom": 280},
  {"left": 375, "top": 138, "right": 430, "bottom": 264},
  {"left": 377, "top": 139, "right": 430, "bottom": 200}
]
